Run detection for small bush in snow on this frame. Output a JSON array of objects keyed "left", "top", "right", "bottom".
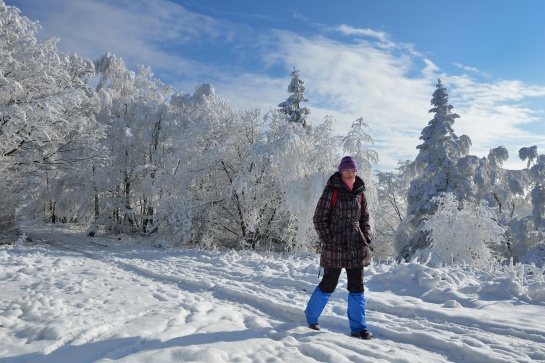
[{"left": 421, "top": 193, "right": 506, "bottom": 269}]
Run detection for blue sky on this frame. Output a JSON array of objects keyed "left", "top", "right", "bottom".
[{"left": 6, "top": 0, "right": 545, "bottom": 171}]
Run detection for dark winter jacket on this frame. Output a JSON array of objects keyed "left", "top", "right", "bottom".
[{"left": 313, "top": 172, "right": 371, "bottom": 269}]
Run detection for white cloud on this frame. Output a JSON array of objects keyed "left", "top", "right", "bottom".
[
  {"left": 454, "top": 63, "right": 481, "bottom": 73},
  {"left": 333, "top": 24, "right": 389, "bottom": 43},
  {"left": 291, "top": 9, "right": 310, "bottom": 22},
  {"left": 27, "top": 0, "right": 242, "bottom": 76}
]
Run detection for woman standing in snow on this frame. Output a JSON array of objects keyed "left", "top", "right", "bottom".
[{"left": 305, "top": 155, "right": 373, "bottom": 339}]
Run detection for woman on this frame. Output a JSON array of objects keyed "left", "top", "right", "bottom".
[{"left": 305, "top": 155, "right": 373, "bottom": 339}]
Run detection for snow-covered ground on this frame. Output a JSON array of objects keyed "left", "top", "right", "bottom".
[{"left": 1, "top": 223, "right": 545, "bottom": 363}]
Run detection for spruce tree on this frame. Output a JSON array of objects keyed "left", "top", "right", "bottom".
[
  {"left": 395, "top": 79, "right": 472, "bottom": 259},
  {"left": 278, "top": 67, "right": 310, "bottom": 127}
]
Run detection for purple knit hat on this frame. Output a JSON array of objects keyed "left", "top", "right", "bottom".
[{"left": 338, "top": 156, "right": 358, "bottom": 173}]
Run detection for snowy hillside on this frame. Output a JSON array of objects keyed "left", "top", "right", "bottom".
[{"left": 1, "top": 223, "right": 545, "bottom": 363}]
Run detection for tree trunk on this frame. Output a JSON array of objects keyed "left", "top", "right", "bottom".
[
  {"left": 124, "top": 172, "right": 135, "bottom": 227},
  {"left": 93, "top": 165, "right": 100, "bottom": 220},
  {"left": 50, "top": 200, "right": 56, "bottom": 224}
]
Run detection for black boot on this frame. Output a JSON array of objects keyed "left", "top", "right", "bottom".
[{"left": 351, "top": 330, "right": 373, "bottom": 340}]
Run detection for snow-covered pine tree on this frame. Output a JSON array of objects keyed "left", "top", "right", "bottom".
[
  {"left": 277, "top": 67, "right": 310, "bottom": 127},
  {"left": 395, "top": 79, "right": 473, "bottom": 260}
]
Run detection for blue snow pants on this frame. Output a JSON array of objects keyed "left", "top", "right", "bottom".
[{"left": 305, "top": 267, "right": 367, "bottom": 334}]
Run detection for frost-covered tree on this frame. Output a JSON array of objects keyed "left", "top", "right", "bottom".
[
  {"left": 342, "top": 117, "right": 380, "bottom": 247},
  {"left": 531, "top": 185, "right": 545, "bottom": 229},
  {"left": 164, "top": 83, "right": 337, "bottom": 252},
  {"left": 519, "top": 146, "right": 545, "bottom": 230},
  {"left": 92, "top": 54, "right": 175, "bottom": 234},
  {"left": 420, "top": 193, "right": 505, "bottom": 269},
  {"left": 395, "top": 79, "right": 473, "bottom": 259},
  {"left": 277, "top": 67, "right": 310, "bottom": 127},
  {"left": 456, "top": 147, "right": 529, "bottom": 259},
  {"left": 342, "top": 117, "right": 379, "bottom": 180},
  {"left": 159, "top": 84, "right": 280, "bottom": 249},
  {"left": 479, "top": 147, "right": 510, "bottom": 206},
  {"left": 0, "top": 3, "right": 104, "bottom": 227},
  {"left": 261, "top": 111, "right": 343, "bottom": 251},
  {"left": 375, "top": 160, "right": 413, "bottom": 257},
  {"left": 519, "top": 146, "right": 539, "bottom": 168},
  {"left": 457, "top": 146, "right": 519, "bottom": 213}
]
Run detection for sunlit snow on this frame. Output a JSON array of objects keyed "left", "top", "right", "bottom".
[{"left": 1, "top": 222, "right": 545, "bottom": 363}]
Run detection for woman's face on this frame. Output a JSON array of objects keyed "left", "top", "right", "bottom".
[{"left": 341, "top": 169, "right": 357, "bottom": 180}]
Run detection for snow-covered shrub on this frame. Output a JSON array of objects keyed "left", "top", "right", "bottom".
[
  {"left": 421, "top": 193, "right": 506, "bottom": 269},
  {"left": 483, "top": 258, "right": 545, "bottom": 302},
  {"left": 520, "top": 231, "right": 545, "bottom": 267}
]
